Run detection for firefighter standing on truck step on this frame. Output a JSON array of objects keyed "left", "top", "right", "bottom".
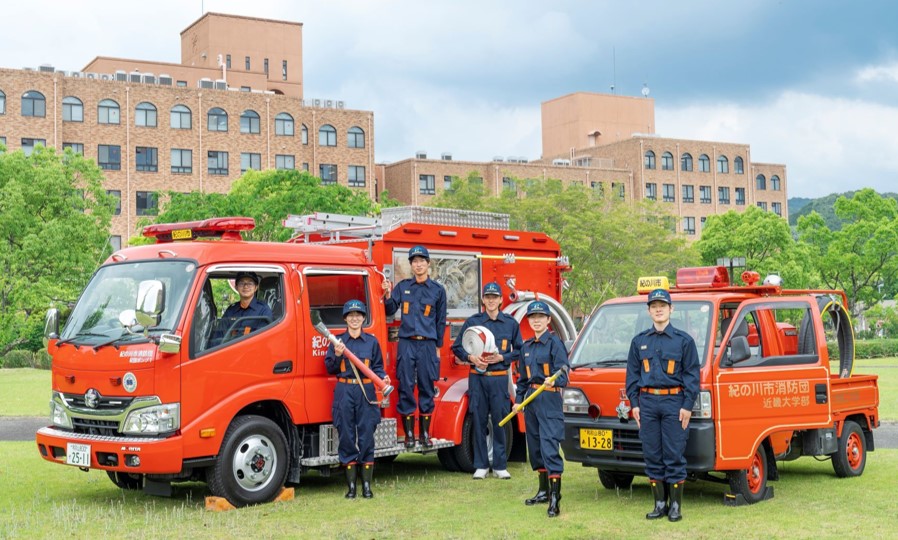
[
  {"left": 382, "top": 245, "right": 448, "bottom": 449},
  {"left": 325, "top": 300, "right": 390, "bottom": 499},
  {"left": 513, "top": 300, "right": 569, "bottom": 518},
  {"left": 625, "top": 288, "right": 700, "bottom": 522}
]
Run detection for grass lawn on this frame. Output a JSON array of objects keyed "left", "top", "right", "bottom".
[
  {"left": 2, "top": 441, "right": 895, "bottom": 539},
  {"left": 852, "top": 357, "right": 897, "bottom": 421},
  {"left": 0, "top": 368, "right": 50, "bottom": 417}
]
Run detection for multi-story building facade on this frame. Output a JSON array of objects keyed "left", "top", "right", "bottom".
[{"left": 0, "top": 13, "right": 373, "bottom": 246}]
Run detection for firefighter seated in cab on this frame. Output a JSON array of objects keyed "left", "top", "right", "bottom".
[{"left": 212, "top": 272, "right": 273, "bottom": 344}]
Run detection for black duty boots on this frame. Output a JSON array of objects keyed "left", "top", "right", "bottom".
[
  {"left": 361, "top": 463, "right": 374, "bottom": 499},
  {"left": 344, "top": 463, "right": 357, "bottom": 499},
  {"left": 547, "top": 475, "right": 562, "bottom": 517},
  {"left": 419, "top": 415, "right": 433, "bottom": 448},
  {"left": 403, "top": 415, "right": 416, "bottom": 448},
  {"left": 667, "top": 481, "right": 683, "bottom": 522},
  {"left": 646, "top": 478, "right": 668, "bottom": 519},
  {"left": 524, "top": 470, "right": 549, "bottom": 505}
]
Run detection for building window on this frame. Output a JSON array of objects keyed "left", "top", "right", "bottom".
[
  {"left": 682, "top": 184, "right": 694, "bottom": 203},
  {"left": 109, "top": 235, "right": 122, "bottom": 252},
  {"left": 662, "top": 183, "right": 675, "bottom": 202},
  {"left": 301, "top": 124, "right": 308, "bottom": 145},
  {"left": 347, "top": 126, "right": 365, "bottom": 148},
  {"left": 771, "top": 175, "right": 781, "bottom": 191},
  {"left": 62, "top": 142, "right": 84, "bottom": 155},
  {"left": 734, "top": 156, "right": 744, "bottom": 174},
  {"left": 612, "top": 182, "right": 625, "bottom": 199},
  {"left": 245, "top": 56, "right": 251, "bottom": 71},
  {"left": 106, "top": 190, "right": 122, "bottom": 215},
  {"left": 471, "top": 176, "right": 483, "bottom": 186},
  {"left": 772, "top": 202, "right": 782, "bottom": 216},
  {"left": 135, "top": 146, "right": 158, "bottom": 172},
  {"left": 699, "top": 185, "right": 712, "bottom": 204},
  {"left": 171, "top": 148, "right": 192, "bottom": 173},
  {"left": 302, "top": 162, "right": 309, "bottom": 172},
  {"left": 757, "top": 201, "right": 768, "bottom": 211},
  {"left": 419, "top": 174, "right": 436, "bottom": 195},
  {"left": 135, "top": 102, "right": 157, "bottom": 127},
  {"left": 282, "top": 60, "right": 288, "bottom": 81},
  {"left": 97, "top": 144, "right": 121, "bottom": 170},
  {"left": 98, "top": 99, "right": 120, "bottom": 124},
  {"left": 176, "top": 80, "right": 187, "bottom": 87},
  {"left": 136, "top": 191, "right": 158, "bottom": 216},
  {"left": 241, "top": 152, "right": 261, "bottom": 173},
  {"left": 263, "top": 58, "right": 268, "bottom": 75},
  {"left": 717, "top": 155, "right": 729, "bottom": 174},
  {"left": 62, "top": 96, "right": 83, "bottom": 122},
  {"left": 0, "top": 137, "right": 6, "bottom": 152},
  {"left": 645, "top": 182, "right": 657, "bottom": 200},
  {"left": 226, "top": 54, "right": 231, "bottom": 69},
  {"left": 275, "top": 154, "right": 295, "bottom": 170},
  {"left": 661, "top": 152, "right": 674, "bottom": 170},
  {"left": 591, "top": 181, "right": 605, "bottom": 197},
  {"left": 208, "top": 151, "right": 229, "bottom": 175},
  {"left": 502, "top": 177, "right": 516, "bottom": 191},
  {"left": 444, "top": 175, "right": 454, "bottom": 191},
  {"left": 240, "top": 110, "right": 260, "bottom": 134},
  {"left": 736, "top": 187, "right": 746, "bottom": 205},
  {"left": 320, "top": 164, "right": 337, "bottom": 184},
  {"left": 756, "top": 174, "right": 767, "bottom": 190},
  {"left": 319, "top": 124, "right": 337, "bottom": 146},
  {"left": 699, "top": 154, "right": 711, "bottom": 173},
  {"left": 171, "top": 104, "right": 192, "bottom": 129},
  {"left": 21, "top": 90, "right": 46, "bottom": 117},
  {"left": 718, "top": 186, "right": 731, "bottom": 204},
  {"left": 275, "top": 112, "right": 294, "bottom": 136},
  {"left": 348, "top": 165, "right": 366, "bottom": 187},
  {"left": 644, "top": 150, "right": 655, "bottom": 170},
  {"left": 21, "top": 138, "right": 46, "bottom": 156},
  {"left": 683, "top": 217, "right": 696, "bottom": 236},
  {"left": 681, "top": 152, "right": 693, "bottom": 172},
  {"left": 0, "top": 89, "right": 5, "bottom": 114},
  {"left": 207, "top": 107, "right": 228, "bottom": 132}
]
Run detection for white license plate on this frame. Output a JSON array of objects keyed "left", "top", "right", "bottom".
[{"left": 66, "top": 443, "right": 91, "bottom": 467}]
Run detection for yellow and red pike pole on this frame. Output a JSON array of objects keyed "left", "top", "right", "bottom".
[{"left": 499, "top": 367, "right": 568, "bottom": 427}]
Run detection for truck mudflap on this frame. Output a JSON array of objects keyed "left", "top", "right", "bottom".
[
  {"left": 561, "top": 416, "right": 716, "bottom": 474},
  {"left": 35, "top": 426, "right": 184, "bottom": 474}
]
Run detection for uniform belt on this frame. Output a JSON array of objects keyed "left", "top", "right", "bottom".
[
  {"left": 531, "top": 383, "right": 560, "bottom": 393},
  {"left": 470, "top": 369, "right": 508, "bottom": 376},
  {"left": 640, "top": 386, "right": 682, "bottom": 395},
  {"left": 407, "top": 336, "right": 432, "bottom": 341},
  {"left": 338, "top": 377, "right": 372, "bottom": 384}
]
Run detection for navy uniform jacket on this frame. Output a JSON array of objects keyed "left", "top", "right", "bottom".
[
  {"left": 325, "top": 331, "right": 387, "bottom": 379},
  {"left": 451, "top": 311, "right": 522, "bottom": 372},
  {"left": 216, "top": 298, "right": 273, "bottom": 340},
  {"left": 515, "top": 332, "right": 570, "bottom": 403},
  {"left": 385, "top": 277, "right": 447, "bottom": 347},
  {"left": 625, "top": 323, "right": 700, "bottom": 410}
]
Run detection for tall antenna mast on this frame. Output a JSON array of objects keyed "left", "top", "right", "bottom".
[{"left": 610, "top": 47, "right": 617, "bottom": 94}]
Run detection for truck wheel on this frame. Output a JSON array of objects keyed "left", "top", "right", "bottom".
[
  {"left": 106, "top": 471, "right": 144, "bottom": 490},
  {"left": 726, "top": 446, "right": 768, "bottom": 504},
  {"left": 832, "top": 420, "right": 866, "bottom": 478},
  {"left": 597, "top": 470, "right": 634, "bottom": 490},
  {"left": 207, "top": 415, "right": 288, "bottom": 507},
  {"left": 437, "top": 448, "right": 461, "bottom": 472},
  {"left": 452, "top": 414, "right": 514, "bottom": 473}
]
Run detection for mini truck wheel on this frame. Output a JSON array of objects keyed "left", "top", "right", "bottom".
[
  {"left": 208, "top": 415, "right": 288, "bottom": 507},
  {"left": 832, "top": 420, "right": 866, "bottom": 478},
  {"left": 597, "top": 470, "right": 634, "bottom": 490},
  {"left": 726, "top": 445, "right": 768, "bottom": 504}
]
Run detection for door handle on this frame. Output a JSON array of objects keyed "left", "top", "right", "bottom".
[
  {"left": 815, "top": 383, "right": 827, "bottom": 404},
  {"left": 273, "top": 360, "right": 293, "bottom": 374}
]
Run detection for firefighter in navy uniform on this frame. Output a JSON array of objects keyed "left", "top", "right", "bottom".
[
  {"left": 324, "top": 300, "right": 390, "bottom": 499},
  {"left": 513, "top": 301, "right": 570, "bottom": 518},
  {"left": 382, "top": 245, "right": 448, "bottom": 449},
  {"left": 451, "top": 282, "right": 522, "bottom": 480},
  {"left": 625, "top": 288, "right": 700, "bottom": 522}
]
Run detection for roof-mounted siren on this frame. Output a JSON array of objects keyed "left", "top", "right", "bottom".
[
  {"left": 129, "top": 71, "right": 141, "bottom": 83},
  {"left": 199, "top": 78, "right": 214, "bottom": 89},
  {"left": 336, "top": 100, "right": 345, "bottom": 109},
  {"left": 142, "top": 217, "right": 256, "bottom": 243},
  {"left": 415, "top": 150, "right": 427, "bottom": 160},
  {"left": 214, "top": 79, "right": 227, "bottom": 90},
  {"left": 39, "top": 64, "right": 55, "bottom": 73},
  {"left": 441, "top": 153, "right": 452, "bottom": 161},
  {"left": 492, "top": 156, "right": 504, "bottom": 162},
  {"left": 114, "top": 70, "right": 127, "bottom": 82},
  {"left": 158, "top": 74, "right": 173, "bottom": 86},
  {"left": 762, "top": 273, "right": 783, "bottom": 287},
  {"left": 142, "top": 72, "right": 156, "bottom": 84}
]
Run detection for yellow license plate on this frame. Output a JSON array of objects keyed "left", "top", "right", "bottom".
[
  {"left": 580, "top": 428, "right": 612, "bottom": 450},
  {"left": 171, "top": 229, "right": 193, "bottom": 240}
]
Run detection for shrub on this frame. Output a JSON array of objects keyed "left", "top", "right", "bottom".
[
  {"left": 33, "top": 350, "right": 53, "bottom": 370},
  {"left": 1, "top": 350, "right": 33, "bottom": 368},
  {"left": 830, "top": 339, "right": 898, "bottom": 360}
]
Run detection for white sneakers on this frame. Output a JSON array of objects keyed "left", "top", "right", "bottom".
[
  {"left": 473, "top": 468, "right": 489, "bottom": 479},
  {"left": 493, "top": 469, "right": 512, "bottom": 480},
  {"left": 472, "top": 468, "right": 512, "bottom": 479}
]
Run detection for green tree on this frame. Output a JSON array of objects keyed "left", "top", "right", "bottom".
[{"left": 0, "top": 146, "right": 115, "bottom": 354}]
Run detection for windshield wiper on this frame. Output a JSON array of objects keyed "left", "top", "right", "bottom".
[
  {"left": 56, "top": 331, "right": 116, "bottom": 348},
  {"left": 572, "top": 359, "right": 626, "bottom": 370}
]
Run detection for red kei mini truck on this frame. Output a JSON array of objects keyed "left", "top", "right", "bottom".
[
  {"left": 561, "top": 266, "right": 880, "bottom": 504},
  {"left": 36, "top": 207, "right": 575, "bottom": 506}
]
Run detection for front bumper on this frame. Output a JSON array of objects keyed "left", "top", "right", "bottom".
[{"left": 36, "top": 426, "right": 184, "bottom": 474}]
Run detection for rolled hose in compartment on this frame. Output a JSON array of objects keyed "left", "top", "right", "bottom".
[{"left": 804, "top": 295, "right": 855, "bottom": 378}]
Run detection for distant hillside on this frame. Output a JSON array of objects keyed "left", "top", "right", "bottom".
[
  {"left": 788, "top": 191, "right": 898, "bottom": 229},
  {"left": 788, "top": 197, "right": 813, "bottom": 216}
]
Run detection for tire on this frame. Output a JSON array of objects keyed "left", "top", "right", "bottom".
[
  {"left": 437, "top": 448, "right": 461, "bottom": 472},
  {"left": 597, "top": 469, "right": 634, "bottom": 490},
  {"left": 106, "top": 471, "right": 144, "bottom": 490},
  {"left": 452, "top": 414, "right": 514, "bottom": 474},
  {"left": 832, "top": 420, "right": 866, "bottom": 478},
  {"left": 726, "top": 445, "right": 768, "bottom": 504},
  {"left": 207, "top": 415, "right": 288, "bottom": 507}
]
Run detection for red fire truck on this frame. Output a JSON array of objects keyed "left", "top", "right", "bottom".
[{"left": 36, "top": 207, "right": 574, "bottom": 506}]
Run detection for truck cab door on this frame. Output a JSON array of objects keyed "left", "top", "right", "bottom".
[{"left": 713, "top": 297, "right": 832, "bottom": 467}]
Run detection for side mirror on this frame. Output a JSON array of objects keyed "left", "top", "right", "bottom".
[
  {"left": 727, "top": 335, "right": 751, "bottom": 365},
  {"left": 43, "top": 308, "right": 60, "bottom": 347},
  {"left": 158, "top": 334, "right": 182, "bottom": 354},
  {"left": 136, "top": 280, "right": 165, "bottom": 327}
]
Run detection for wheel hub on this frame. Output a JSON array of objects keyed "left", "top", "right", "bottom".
[{"left": 232, "top": 434, "right": 277, "bottom": 492}]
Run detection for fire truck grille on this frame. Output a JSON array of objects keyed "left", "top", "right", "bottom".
[
  {"left": 62, "top": 393, "right": 134, "bottom": 412},
  {"left": 612, "top": 428, "right": 644, "bottom": 461},
  {"left": 71, "top": 418, "right": 120, "bottom": 437}
]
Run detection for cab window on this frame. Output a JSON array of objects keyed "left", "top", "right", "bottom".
[
  {"left": 305, "top": 271, "right": 371, "bottom": 328},
  {"left": 721, "top": 301, "right": 818, "bottom": 368}
]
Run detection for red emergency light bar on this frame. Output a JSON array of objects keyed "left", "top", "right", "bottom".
[
  {"left": 675, "top": 266, "right": 730, "bottom": 288},
  {"left": 142, "top": 217, "right": 255, "bottom": 243}
]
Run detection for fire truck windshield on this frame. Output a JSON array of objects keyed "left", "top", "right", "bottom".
[
  {"left": 60, "top": 261, "right": 196, "bottom": 345},
  {"left": 571, "top": 301, "right": 713, "bottom": 368}
]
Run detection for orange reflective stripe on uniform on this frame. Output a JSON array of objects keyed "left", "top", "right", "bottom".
[
  {"left": 243, "top": 327, "right": 251, "bottom": 335},
  {"left": 543, "top": 363, "right": 550, "bottom": 376},
  {"left": 424, "top": 304, "right": 431, "bottom": 316},
  {"left": 667, "top": 360, "right": 675, "bottom": 374},
  {"left": 364, "top": 358, "right": 370, "bottom": 367},
  {"left": 403, "top": 301, "right": 409, "bottom": 314},
  {"left": 501, "top": 339, "right": 508, "bottom": 351},
  {"left": 643, "top": 359, "right": 650, "bottom": 372},
  {"left": 525, "top": 365, "right": 531, "bottom": 378},
  {"left": 340, "top": 360, "right": 346, "bottom": 372}
]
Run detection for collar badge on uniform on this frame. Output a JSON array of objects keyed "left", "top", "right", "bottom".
[{"left": 640, "top": 345, "right": 647, "bottom": 350}]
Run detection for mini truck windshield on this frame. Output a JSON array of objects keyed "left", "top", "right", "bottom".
[
  {"left": 60, "top": 260, "right": 196, "bottom": 344},
  {"left": 571, "top": 301, "right": 712, "bottom": 368}
]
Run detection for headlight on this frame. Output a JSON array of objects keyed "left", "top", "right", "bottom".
[
  {"left": 562, "top": 387, "right": 590, "bottom": 414},
  {"left": 122, "top": 403, "right": 180, "bottom": 434},
  {"left": 51, "top": 399, "right": 72, "bottom": 428},
  {"left": 691, "top": 390, "right": 712, "bottom": 419}
]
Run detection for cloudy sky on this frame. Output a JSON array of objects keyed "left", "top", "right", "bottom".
[{"left": 5, "top": 0, "right": 898, "bottom": 198}]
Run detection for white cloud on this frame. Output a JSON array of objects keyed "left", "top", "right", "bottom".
[{"left": 855, "top": 62, "right": 898, "bottom": 85}]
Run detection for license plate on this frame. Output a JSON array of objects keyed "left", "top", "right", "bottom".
[
  {"left": 580, "top": 428, "right": 612, "bottom": 450},
  {"left": 171, "top": 228, "right": 192, "bottom": 240},
  {"left": 66, "top": 443, "right": 91, "bottom": 467}
]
